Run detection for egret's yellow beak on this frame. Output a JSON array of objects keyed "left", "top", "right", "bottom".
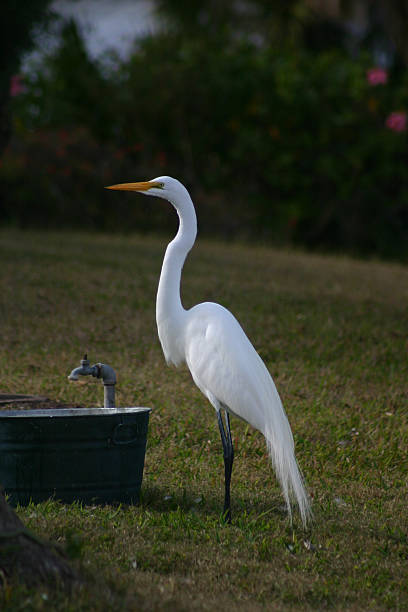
[{"left": 105, "top": 181, "right": 161, "bottom": 192}]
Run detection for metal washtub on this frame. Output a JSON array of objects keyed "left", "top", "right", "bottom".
[{"left": 0, "top": 407, "right": 151, "bottom": 506}]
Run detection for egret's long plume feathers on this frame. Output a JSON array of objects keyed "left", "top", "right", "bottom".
[
  {"left": 265, "top": 424, "right": 312, "bottom": 527},
  {"left": 246, "top": 347, "right": 312, "bottom": 526}
]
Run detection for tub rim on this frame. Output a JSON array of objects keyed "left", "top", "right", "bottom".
[{"left": 0, "top": 407, "right": 152, "bottom": 418}]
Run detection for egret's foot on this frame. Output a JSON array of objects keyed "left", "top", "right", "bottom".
[{"left": 223, "top": 507, "right": 232, "bottom": 524}]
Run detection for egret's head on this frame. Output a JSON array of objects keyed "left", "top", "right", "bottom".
[{"left": 106, "top": 176, "right": 187, "bottom": 201}]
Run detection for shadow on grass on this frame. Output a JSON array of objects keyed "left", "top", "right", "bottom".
[{"left": 138, "top": 483, "right": 289, "bottom": 525}]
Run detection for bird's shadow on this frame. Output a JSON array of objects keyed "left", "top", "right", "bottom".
[{"left": 137, "top": 483, "right": 288, "bottom": 525}]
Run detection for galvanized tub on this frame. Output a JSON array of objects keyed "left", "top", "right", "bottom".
[{"left": 0, "top": 407, "right": 151, "bottom": 506}]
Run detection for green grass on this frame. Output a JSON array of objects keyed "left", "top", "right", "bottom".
[{"left": 0, "top": 229, "right": 407, "bottom": 610}]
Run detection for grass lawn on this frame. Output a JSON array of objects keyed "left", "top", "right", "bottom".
[{"left": 0, "top": 228, "right": 407, "bottom": 610}]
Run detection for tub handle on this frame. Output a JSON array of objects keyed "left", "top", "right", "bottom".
[{"left": 111, "top": 423, "right": 141, "bottom": 445}]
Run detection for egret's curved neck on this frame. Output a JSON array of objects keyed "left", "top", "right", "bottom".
[{"left": 156, "top": 190, "right": 197, "bottom": 327}]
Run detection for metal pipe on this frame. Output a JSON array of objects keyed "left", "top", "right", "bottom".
[{"left": 103, "top": 385, "right": 115, "bottom": 408}]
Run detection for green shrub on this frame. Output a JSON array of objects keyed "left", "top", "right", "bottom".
[{"left": 1, "top": 21, "right": 408, "bottom": 259}]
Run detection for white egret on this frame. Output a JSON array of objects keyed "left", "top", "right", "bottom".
[{"left": 107, "top": 177, "right": 311, "bottom": 526}]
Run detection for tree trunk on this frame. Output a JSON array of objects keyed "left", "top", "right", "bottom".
[{"left": 0, "top": 488, "right": 79, "bottom": 588}]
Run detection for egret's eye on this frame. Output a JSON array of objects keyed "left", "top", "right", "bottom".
[{"left": 157, "top": 182, "right": 165, "bottom": 189}]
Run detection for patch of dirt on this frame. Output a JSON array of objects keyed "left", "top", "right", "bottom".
[{"left": 0, "top": 395, "right": 80, "bottom": 412}]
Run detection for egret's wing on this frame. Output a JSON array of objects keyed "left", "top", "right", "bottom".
[{"left": 184, "top": 302, "right": 285, "bottom": 434}]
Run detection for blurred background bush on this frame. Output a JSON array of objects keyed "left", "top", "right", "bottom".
[{"left": 1, "top": 0, "right": 407, "bottom": 259}]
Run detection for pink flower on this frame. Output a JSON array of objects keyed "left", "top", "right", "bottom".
[
  {"left": 366, "top": 67, "right": 388, "bottom": 86},
  {"left": 385, "top": 111, "right": 407, "bottom": 132},
  {"left": 9, "top": 75, "right": 25, "bottom": 97}
]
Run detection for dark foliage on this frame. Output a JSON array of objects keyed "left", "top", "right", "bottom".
[
  {"left": 1, "top": 6, "right": 408, "bottom": 259},
  {"left": 0, "top": 1, "right": 53, "bottom": 153}
]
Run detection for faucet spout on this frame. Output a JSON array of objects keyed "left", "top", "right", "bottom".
[{"left": 68, "top": 355, "right": 97, "bottom": 381}]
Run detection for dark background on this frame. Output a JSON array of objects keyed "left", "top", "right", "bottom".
[{"left": 1, "top": 0, "right": 408, "bottom": 260}]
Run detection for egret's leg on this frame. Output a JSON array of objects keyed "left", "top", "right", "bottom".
[
  {"left": 224, "top": 410, "right": 234, "bottom": 521},
  {"left": 217, "top": 409, "right": 234, "bottom": 523}
]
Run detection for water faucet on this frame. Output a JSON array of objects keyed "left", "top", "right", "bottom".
[
  {"left": 68, "top": 355, "right": 97, "bottom": 381},
  {"left": 68, "top": 354, "right": 117, "bottom": 407}
]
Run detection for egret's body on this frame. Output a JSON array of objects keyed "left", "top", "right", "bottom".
[{"left": 107, "top": 177, "right": 311, "bottom": 526}]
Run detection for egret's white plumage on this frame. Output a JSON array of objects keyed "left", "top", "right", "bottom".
[{"left": 107, "top": 176, "right": 312, "bottom": 526}]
